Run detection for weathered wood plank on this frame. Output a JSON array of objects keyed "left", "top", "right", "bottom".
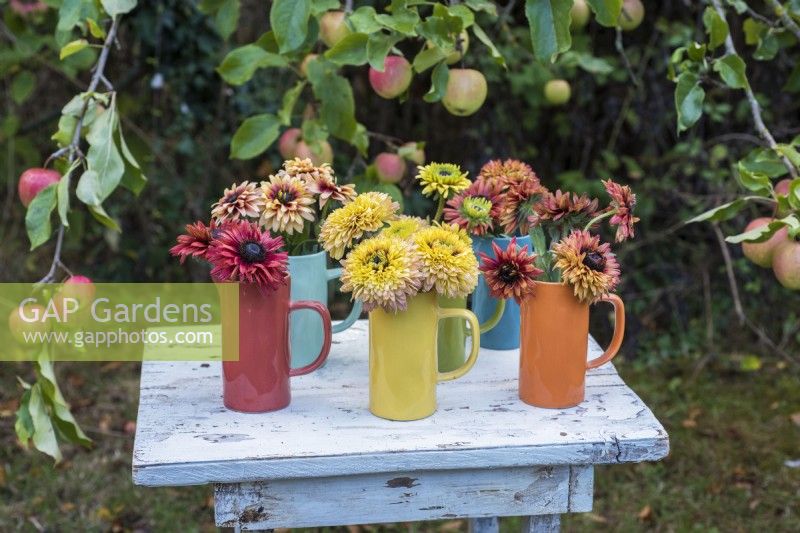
[
  {"left": 468, "top": 517, "right": 499, "bottom": 533},
  {"left": 133, "top": 321, "right": 669, "bottom": 487},
  {"left": 214, "top": 465, "right": 586, "bottom": 529},
  {"left": 522, "top": 514, "right": 561, "bottom": 532}
]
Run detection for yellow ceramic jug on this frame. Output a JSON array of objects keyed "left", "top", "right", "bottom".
[{"left": 368, "top": 291, "right": 480, "bottom": 421}]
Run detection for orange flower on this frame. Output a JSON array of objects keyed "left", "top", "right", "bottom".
[{"left": 478, "top": 238, "right": 542, "bottom": 303}]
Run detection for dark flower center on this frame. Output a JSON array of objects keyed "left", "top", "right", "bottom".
[
  {"left": 369, "top": 251, "right": 388, "bottom": 270},
  {"left": 276, "top": 188, "right": 295, "bottom": 203},
  {"left": 239, "top": 240, "right": 266, "bottom": 263},
  {"left": 498, "top": 263, "right": 520, "bottom": 283},
  {"left": 438, "top": 169, "right": 452, "bottom": 177},
  {"left": 225, "top": 191, "right": 240, "bottom": 203},
  {"left": 582, "top": 251, "right": 606, "bottom": 272}
]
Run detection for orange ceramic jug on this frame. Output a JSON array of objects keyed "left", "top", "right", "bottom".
[{"left": 519, "top": 282, "right": 624, "bottom": 408}]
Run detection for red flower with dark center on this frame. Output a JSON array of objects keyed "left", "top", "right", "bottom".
[
  {"left": 169, "top": 220, "right": 220, "bottom": 263},
  {"left": 478, "top": 238, "right": 543, "bottom": 303},
  {"left": 603, "top": 179, "right": 639, "bottom": 242},
  {"left": 206, "top": 221, "right": 289, "bottom": 290}
]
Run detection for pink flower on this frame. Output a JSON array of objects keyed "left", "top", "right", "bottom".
[
  {"left": 206, "top": 221, "right": 289, "bottom": 290},
  {"left": 478, "top": 238, "right": 543, "bottom": 303}
]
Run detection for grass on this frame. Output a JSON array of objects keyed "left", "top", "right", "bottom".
[{"left": 1, "top": 358, "right": 798, "bottom": 532}]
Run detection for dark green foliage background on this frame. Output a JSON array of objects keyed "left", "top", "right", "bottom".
[{"left": 2, "top": 0, "right": 799, "bottom": 364}]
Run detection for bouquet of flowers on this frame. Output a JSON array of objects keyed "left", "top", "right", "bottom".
[
  {"left": 335, "top": 221, "right": 479, "bottom": 313},
  {"left": 477, "top": 178, "right": 639, "bottom": 305},
  {"left": 210, "top": 158, "right": 357, "bottom": 255},
  {"left": 442, "top": 159, "right": 549, "bottom": 237},
  {"left": 169, "top": 157, "right": 359, "bottom": 288}
]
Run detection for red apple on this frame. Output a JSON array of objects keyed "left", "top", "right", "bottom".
[
  {"left": 295, "top": 140, "right": 333, "bottom": 166},
  {"left": 319, "top": 11, "right": 351, "bottom": 48},
  {"left": 278, "top": 128, "right": 302, "bottom": 160},
  {"left": 775, "top": 179, "right": 791, "bottom": 196},
  {"left": 18, "top": 168, "right": 60, "bottom": 207},
  {"left": 369, "top": 56, "right": 413, "bottom": 99},
  {"left": 544, "top": 79, "right": 571, "bottom": 105},
  {"left": 399, "top": 142, "right": 425, "bottom": 166},
  {"left": 374, "top": 153, "right": 407, "bottom": 184},
  {"left": 52, "top": 275, "right": 96, "bottom": 324},
  {"left": 8, "top": 303, "right": 49, "bottom": 346},
  {"left": 741, "top": 217, "right": 789, "bottom": 268},
  {"left": 570, "top": 0, "right": 591, "bottom": 29},
  {"left": 619, "top": 0, "right": 644, "bottom": 31},
  {"left": 442, "top": 69, "right": 487, "bottom": 117},
  {"left": 773, "top": 240, "right": 800, "bottom": 289}
]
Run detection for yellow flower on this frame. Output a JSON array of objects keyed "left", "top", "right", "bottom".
[
  {"left": 260, "top": 172, "right": 316, "bottom": 235},
  {"left": 381, "top": 216, "right": 428, "bottom": 240},
  {"left": 413, "top": 224, "right": 478, "bottom": 298},
  {"left": 415, "top": 163, "right": 470, "bottom": 199},
  {"left": 319, "top": 192, "right": 399, "bottom": 259},
  {"left": 340, "top": 236, "right": 424, "bottom": 312}
]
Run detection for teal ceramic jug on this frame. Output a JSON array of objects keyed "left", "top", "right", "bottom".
[{"left": 288, "top": 251, "right": 362, "bottom": 367}]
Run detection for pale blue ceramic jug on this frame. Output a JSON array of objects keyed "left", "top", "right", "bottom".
[
  {"left": 288, "top": 251, "right": 362, "bottom": 367},
  {"left": 471, "top": 234, "right": 532, "bottom": 350}
]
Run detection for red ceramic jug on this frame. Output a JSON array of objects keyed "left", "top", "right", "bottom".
[{"left": 219, "top": 278, "right": 331, "bottom": 413}]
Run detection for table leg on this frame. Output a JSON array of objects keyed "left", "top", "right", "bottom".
[
  {"left": 521, "top": 514, "right": 561, "bottom": 532},
  {"left": 468, "top": 517, "right": 499, "bottom": 533}
]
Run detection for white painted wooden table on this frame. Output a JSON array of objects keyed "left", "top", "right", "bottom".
[{"left": 132, "top": 320, "right": 669, "bottom": 531}]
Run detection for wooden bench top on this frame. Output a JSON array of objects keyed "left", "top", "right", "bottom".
[{"left": 133, "top": 320, "right": 669, "bottom": 487}]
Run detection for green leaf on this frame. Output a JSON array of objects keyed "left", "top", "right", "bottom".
[
  {"left": 307, "top": 60, "right": 356, "bottom": 141},
  {"left": 77, "top": 101, "right": 124, "bottom": 205},
  {"left": 87, "top": 18, "right": 106, "bottom": 39},
  {"left": 310, "top": 0, "right": 340, "bottom": 16},
  {"left": 743, "top": 17, "right": 765, "bottom": 45},
  {"left": 753, "top": 31, "right": 779, "bottom": 61},
  {"left": 465, "top": 0, "right": 498, "bottom": 15},
  {"left": 57, "top": 0, "right": 83, "bottom": 33},
  {"left": 713, "top": 54, "right": 748, "bottom": 89},
  {"left": 214, "top": 0, "right": 240, "bottom": 40},
  {"left": 36, "top": 356, "right": 91, "bottom": 448},
  {"left": 26, "top": 183, "right": 58, "bottom": 250},
  {"left": 324, "top": 32, "right": 369, "bottom": 66},
  {"left": 736, "top": 161, "right": 772, "bottom": 194},
  {"left": 217, "top": 44, "right": 288, "bottom": 85},
  {"left": 423, "top": 62, "right": 449, "bottom": 103},
  {"left": 686, "top": 42, "right": 707, "bottom": 62},
  {"left": 740, "top": 147, "right": 789, "bottom": 177},
  {"left": 574, "top": 52, "right": 614, "bottom": 74},
  {"left": 29, "top": 383, "right": 62, "bottom": 462},
  {"left": 586, "top": 0, "right": 623, "bottom": 27},
  {"left": 117, "top": 127, "right": 147, "bottom": 195},
  {"left": 230, "top": 113, "right": 281, "bottom": 159},
  {"left": 271, "top": 0, "right": 312, "bottom": 53},
  {"left": 375, "top": 8, "right": 420, "bottom": 34},
  {"left": 351, "top": 122, "right": 369, "bottom": 157},
  {"left": 776, "top": 144, "right": 800, "bottom": 169},
  {"left": 413, "top": 47, "right": 447, "bottom": 73},
  {"left": 703, "top": 7, "right": 729, "bottom": 50},
  {"left": 674, "top": 72, "right": 705, "bottom": 133},
  {"left": 301, "top": 118, "right": 329, "bottom": 144},
  {"left": 367, "top": 33, "right": 402, "bottom": 71},
  {"left": 349, "top": 6, "right": 382, "bottom": 33},
  {"left": 726, "top": 0, "right": 748, "bottom": 15},
  {"left": 59, "top": 39, "right": 89, "bottom": 60},
  {"left": 87, "top": 203, "right": 121, "bottom": 231},
  {"left": 101, "top": 0, "right": 137, "bottom": 16},
  {"left": 686, "top": 198, "right": 747, "bottom": 224},
  {"left": 472, "top": 24, "right": 506, "bottom": 68},
  {"left": 725, "top": 215, "right": 800, "bottom": 243},
  {"left": 56, "top": 160, "right": 79, "bottom": 228},
  {"left": 15, "top": 390, "right": 34, "bottom": 448},
  {"left": 524, "top": 0, "right": 573, "bottom": 63},
  {"left": 11, "top": 71, "right": 35, "bottom": 105},
  {"left": 787, "top": 179, "right": 800, "bottom": 210},
  {"left": 278, "top": 81, "right": 306, "bottom": 126}
]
